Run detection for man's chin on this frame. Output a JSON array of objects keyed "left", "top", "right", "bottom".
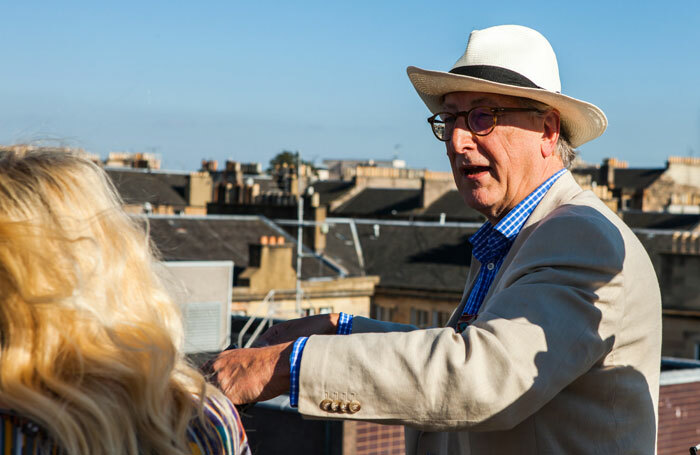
[{"left": 459, "top": 192, "right": 493, "bottom": 216}]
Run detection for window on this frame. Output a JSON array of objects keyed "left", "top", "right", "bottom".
[
  {"left": 432, "top": 310, "right": 450, "bottom": 327},
  {"left": 410, "top": 308, "right": 430, "bottom": 328},
  {"left": 373, "top": 305, "right": 394, "bottom": 322}
]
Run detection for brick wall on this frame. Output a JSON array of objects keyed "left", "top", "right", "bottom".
[
  {"left": 345, "top": 421, "right": 405, "bottom": 455},
  {"left": 658, "top": 381, "right": 700, "bottom": 455},
  {"left": 339, "top": 380, "right": 700, "bottom": 455}
]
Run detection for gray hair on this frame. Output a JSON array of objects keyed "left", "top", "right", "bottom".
[{"left": 517, "top": 97, "right": 577, "bottom": 168}]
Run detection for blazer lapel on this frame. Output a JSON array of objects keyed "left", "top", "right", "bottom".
[{"left": 479, "top": 171, "right": 584, "bottom": 309}]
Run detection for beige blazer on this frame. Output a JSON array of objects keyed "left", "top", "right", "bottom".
[{"left": 298, "top": 172, "right": 662, "bottom": 454}]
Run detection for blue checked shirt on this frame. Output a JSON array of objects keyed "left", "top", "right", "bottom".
[
  {"left": 457, "top": 168, "right": 566, "bottom": 331},
  {"left": 288, "top": 169, "right": 565, "bottom": 406}
]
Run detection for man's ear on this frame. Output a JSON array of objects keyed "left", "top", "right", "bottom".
[{"left": 541, "top": 110, "right": 560, "bottom": 158}]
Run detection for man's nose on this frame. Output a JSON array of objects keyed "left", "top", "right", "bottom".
[{"left": 449, "top": 116, "right": 475, "bottom": 152}]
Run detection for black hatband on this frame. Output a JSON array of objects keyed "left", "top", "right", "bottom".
[{"left": 449, "top": 65, "right": 542, "bottom": 89}]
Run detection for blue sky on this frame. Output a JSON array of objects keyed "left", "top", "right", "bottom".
[{"left": 0, "top": 1, "right": 698, "bottom": 172}]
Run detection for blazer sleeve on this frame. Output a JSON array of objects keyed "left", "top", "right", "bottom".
[
  {"left": 297, "top": 212, "right": 630, "bottom": 431},
  {"left": 351, "top": 316, "right": 418, "bottom": 334}
]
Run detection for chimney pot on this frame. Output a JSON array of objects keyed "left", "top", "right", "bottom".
[
  {"left": 269, "top": 236, "right": 278, "bottom": 246},
  {"left": 260, "top": 236, "right": 269, "bottom": 245},
  {"left": 277, "top": 236, "right": 285, "bottom": 245}
]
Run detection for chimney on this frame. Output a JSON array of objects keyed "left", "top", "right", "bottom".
[
  {"left": 200, "top": 159, "right": 218, "bottom": 172},
  {"left": 225, "top": 160, "right": 243, "bottom": 184},
  {"left": 421, "top": 171, "right": 456, "bottom": 208},
  {"left": 237, "top": 236, "right": 296, "bottom": 293},
  {"left": 601, "top": 158, "right": 628, "bottom": 189},
  {"left": 666, "top": 156, "right": 700, "bottom": 187},
  {"left": 186, "top": 172, "right": 213, "bottom": 207}
]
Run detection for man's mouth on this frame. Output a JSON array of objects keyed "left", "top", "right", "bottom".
[{"left": 461, "top": 165, "right": 490, "bottom": 178}]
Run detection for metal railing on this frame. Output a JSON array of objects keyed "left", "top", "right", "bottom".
[
  {"left": 236, "top": 289, "right": 311, "bottom": 348},
  {"left": 237, "top": 289, "right": 278, "bottom": 348}
]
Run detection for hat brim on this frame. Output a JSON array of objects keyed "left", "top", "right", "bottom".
[{"left": 407, "top": 66, "right": 607, "bottom": 148}]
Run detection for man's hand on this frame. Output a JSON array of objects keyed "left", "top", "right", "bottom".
[
  {"left": 251, "top": 313, "right": 340, "bottom": 347},
  {"left": 213, "top": 342, "right": 294, "bottom": 405}
]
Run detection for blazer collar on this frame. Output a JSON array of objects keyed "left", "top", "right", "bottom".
[
  {"left": 481, "top": 170, "right": 583, "bottom": 304},
  {"left": 448, "top": 170, "right": 583, "bottom": 328}
]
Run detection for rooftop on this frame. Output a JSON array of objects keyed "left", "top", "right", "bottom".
[
  {"left": 106, "top": 168, "right": 187, "bottom": 208},
  {"left": 420, "top": 190, "right": 486, "bottom": 222},
  {"left": 332, "top": 188, "right": 421, "bottom": 217},
  {"left": 623, "top": 211, "right": 700, "bottom": 231},
  {"left": 144, "top": 214, "right": 344, "bottom": 282},
  {"left": 324, "top": 219, "right": 481, "bottom": 293},
  {"left": 309, "top": 180, "right": 355, "bottom": 206},
  {"left": 613, "top": 167, "right": 665, "bottom": 190}
]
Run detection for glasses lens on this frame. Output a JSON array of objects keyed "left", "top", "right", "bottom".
[
  {"left": 432, "top": 121, "right": 446, "bottom": 140},
  {"left": 468, "top": 108, "right": 496, "bottom": 134},
  {"left": 431, "top": 113, "right": 454, "bottom": 141}
]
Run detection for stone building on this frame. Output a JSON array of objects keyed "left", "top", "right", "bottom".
[
  {"left": 106, "top": 168, "right": 213, "bottom": 215},
  {"left": 310, "top": 165, "right": 484, "bottom": 223},
  {"left": 322, "top": 218, "right": 480, "bottom": 327},
  {"left": 145, "top": 214, "right": 378, "bottom": 321},
  {"left": 104, "top": 151, "right": 161, "bottom": 169},
  {"left": 636, "top": 229, "right": 700, "bottom": 359},
  {"left": 572, "top": 156, "right": 700, "bottom": 213}
]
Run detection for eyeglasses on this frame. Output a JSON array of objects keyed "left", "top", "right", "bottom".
[{"left": 427, "top": 107, "right": 546, "bottom": 142}]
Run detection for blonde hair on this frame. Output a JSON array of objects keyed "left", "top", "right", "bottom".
[{"left": 0, "top": 148, "right": 232, "bottom": 454}]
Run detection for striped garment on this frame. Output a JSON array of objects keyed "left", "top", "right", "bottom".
[
  {"left": 0, "top": 395, "right": 250, "bottom": 455},
  {"left": 187, "top": 395, "right": 251, "bottom": 455}
]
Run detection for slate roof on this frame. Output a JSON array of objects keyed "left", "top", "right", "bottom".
[
  {"left": 421, "top": 190, "right": 486, "bottom": 222},
  {"left": 324, "top": 219, "right": 480, "bottom": 293},
  {"left": 323, "top": 222, "right": 364, "bottom": 276},
  {"left": 613, "top": 168, "right": 665, "bottom": 191},
  {"left": 310, "top": 180, "right": 355, "bottom": 206},
  {"left": 622, "top": 211, "right": 700, "bottom": 231},
  {"left": 106, "top": 169, "right": 188, "bottom": 208},
  {"left": 332, "top": 188, "right": 422, "bottom": 217},
  {"left": 571, "top": 166, "right": 603, "bottom": 184},
  {"left": 145, "top": 215, "right": 343, "bottom": 283}
]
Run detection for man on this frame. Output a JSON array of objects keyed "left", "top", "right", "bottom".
[{"left": 214, "top": 25, "right": 661, "bottom": 454}]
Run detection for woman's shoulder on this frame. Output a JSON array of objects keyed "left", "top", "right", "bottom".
[{"left": 187, "top": 395, "right": 251, "bottom": 455}]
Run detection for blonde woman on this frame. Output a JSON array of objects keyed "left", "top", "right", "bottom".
[{"left": 0, "top": 148, "right": 250, "bottom": 454}]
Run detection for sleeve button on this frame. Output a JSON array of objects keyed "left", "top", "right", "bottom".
[
  {"left": 348, "top": 400, "right": 361, "bottom": 414},
  {"left": 339, "top": 400, "right": 349, "bottom": 413},
  {"left": 320, "top": 399, "right": 333, "bottom": 411}
]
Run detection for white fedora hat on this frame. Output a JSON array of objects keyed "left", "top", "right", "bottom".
[{"left": 407, "top": 25, "right": 607, "bottom": 148}]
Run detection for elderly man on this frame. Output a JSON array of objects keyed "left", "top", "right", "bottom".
[{"left": 214, "top": 25, "right": 661, "bottom": 454}]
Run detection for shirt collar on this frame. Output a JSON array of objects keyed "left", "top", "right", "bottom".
[{"left": 469, "top": 168, "right": 567, "bottom": 258}]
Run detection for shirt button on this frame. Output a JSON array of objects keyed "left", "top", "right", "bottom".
[{"left": 487, "top": 262, "right": 495, "bottom": 271}]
